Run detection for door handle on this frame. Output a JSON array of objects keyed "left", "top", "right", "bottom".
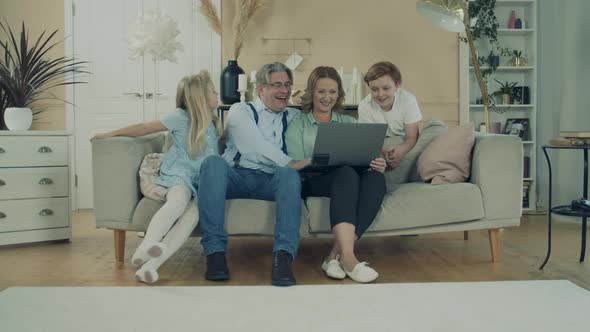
[
  {"left": 145, "top": 93, "right": 163, "bottom": 99},
  {"left": 38, "top": 146, "right": 52, "bottom": 153},
  {"left": 123, "top": 92, "right": 142, "bottom": 98}
]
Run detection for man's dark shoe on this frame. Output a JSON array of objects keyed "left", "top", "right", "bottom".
[
  {"left": 271, "top": 250, "right": 296, "bottom": 287},
  {"left": 205, "top": 252, "right": 229, "bottom": 281}
]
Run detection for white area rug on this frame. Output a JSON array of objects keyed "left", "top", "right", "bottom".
[{"left": 1, "top": 280, "right": 589, "bottom": 332}]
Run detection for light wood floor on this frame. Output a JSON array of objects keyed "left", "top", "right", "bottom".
[{"left": 1, "top": 211, "right": 589, "bottom": 290}]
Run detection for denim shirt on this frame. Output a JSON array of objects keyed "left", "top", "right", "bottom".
[
  {"left": 222, "top": 98, "right": 301, "bottom": 174},
  {"left": 155, "top": 108, "right": 219, "bottom": 196}
]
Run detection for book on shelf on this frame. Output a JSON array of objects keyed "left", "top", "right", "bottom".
[{"left": 522, "top": 180, "right": 531, "bottom": 208}]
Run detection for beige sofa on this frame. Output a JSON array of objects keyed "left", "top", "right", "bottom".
[{"left": 92, "top": 132, "right": 523, "bottom": 264}]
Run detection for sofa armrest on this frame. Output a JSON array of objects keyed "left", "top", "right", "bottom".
[
  {"left": 470, "top": 134, "right": 523, "bottom": 220},
  {"left": 92, "top": 133, "right": 165, "bottom": 230}
]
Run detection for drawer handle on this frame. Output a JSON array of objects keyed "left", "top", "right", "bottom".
[
  {"left": 0, "top": 147, "right": 4, "bottom": 153},
  {"left": 0, "top": 212, "right": 5, "bottom": 219},
  {"left": 38, "top": 146, "right": 53, "bottom": 153},
  {"left": 39, "top": 209, "right": 54, "bottom": 216},
  {"left": 39, "top": 178, "right": 54, "bottom": 185},
  {"left": 0, "top": 179, "right": 5, "bottom": 186}
]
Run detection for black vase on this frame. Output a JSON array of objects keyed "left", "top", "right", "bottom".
[{"left": 220, "top": 60, "right": 245, "bottom": 104}]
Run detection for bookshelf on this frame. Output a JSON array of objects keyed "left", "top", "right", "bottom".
[{"left": 461, "top": 0, "right": 538, "bottom": 212}]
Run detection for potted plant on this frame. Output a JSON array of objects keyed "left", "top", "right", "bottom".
[
  {"left": 510, "top": 50, "right": 528, "bottom": 67},
  {"left": 465, "top": 0, "right": 503, "bottom": 79},
  {"left": 493, "top": 79, "right": 518, "bottom": 105},
  {"left": 0, "top": 21, "right": 87, "bottom": 130}
]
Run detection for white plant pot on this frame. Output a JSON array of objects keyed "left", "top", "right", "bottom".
[{"left": 4, "top": 107, "right": 33, "bottom": 130}]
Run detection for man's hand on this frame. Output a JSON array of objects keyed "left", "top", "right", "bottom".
[
  {"left": 287, "top": 158, "right": 311, "bottom": 170},
  {"left": 369, "top": 157, "right": 387, "bottom": 173}
]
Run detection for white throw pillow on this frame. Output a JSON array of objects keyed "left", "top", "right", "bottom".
[{"left": 139, "top": 153, "right": 168, "bottom": 202}]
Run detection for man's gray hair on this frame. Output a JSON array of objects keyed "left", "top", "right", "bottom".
[{"left": 256, "top": 62, "right": 293, "bottom": 85}]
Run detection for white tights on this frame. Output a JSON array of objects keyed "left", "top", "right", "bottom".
[{"left": 132, "top": 185, "right": 199, "bottom": 283}]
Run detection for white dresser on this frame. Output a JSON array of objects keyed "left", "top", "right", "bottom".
[{"left": 0, "top": 131, "right": 72, "bottom": 245}]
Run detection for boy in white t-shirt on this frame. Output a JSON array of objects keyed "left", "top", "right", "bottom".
[{"left": 358, "top": 61, "right": 422, "bottom": 169}]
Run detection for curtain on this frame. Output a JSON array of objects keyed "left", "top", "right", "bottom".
[{"left": 538, "top": 0, "right": 590, "bottom": 209}]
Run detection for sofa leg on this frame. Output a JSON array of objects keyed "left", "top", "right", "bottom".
[
  {"left": 114, "top": 230, "right": 126, "bottom": 265},
  {"left": 488, "top": 229, "right": 501, "bottom": 262},
  {"left": 463, "top": 231, "right": 469, "bottom": 240}
]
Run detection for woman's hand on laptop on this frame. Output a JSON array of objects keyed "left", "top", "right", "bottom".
[
  {"left": 370, "top": 157, "right": 387, "bottom": 173},
  {"left": 287, "top": 158, "right": 311, "bottom": 170}
]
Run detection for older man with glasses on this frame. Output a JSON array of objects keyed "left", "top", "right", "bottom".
[{"left": 197, "top": 62, "right": 310, "bottom": 286}]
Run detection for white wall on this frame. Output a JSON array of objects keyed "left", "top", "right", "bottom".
[{"left": 537, "top": 0, "right": 590, "bottom": 208}]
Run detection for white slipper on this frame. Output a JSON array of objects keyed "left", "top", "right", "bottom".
[
  {"left": 321, "top": 256, "right": 346, "bottom": 279},
  {"left": 342, "top": 262, "right": 379, "bottom": 283}
]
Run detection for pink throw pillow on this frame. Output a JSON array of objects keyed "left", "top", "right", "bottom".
[{"left": 417, "top": 123, "right": 475, "bottom": 185}]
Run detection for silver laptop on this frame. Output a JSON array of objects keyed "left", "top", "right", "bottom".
[{"left": 300, "top": 123, "right": 388, "bottom": 172}]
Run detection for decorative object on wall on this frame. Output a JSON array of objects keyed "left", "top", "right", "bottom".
[
  {"left": 0, "top": 21, "right": 87, "bottom": 130},
  {"left": 198, "top": 0, "right": 222, "bottom": 36},
  {"left": 128, "top": 10, "right": 183, "bottom": 116},
  {"left": 416, "top": 0, "right": 491, "bottom": 130},
  {"left": 285, "top": 52, "right": 303, "bottom": 70}
]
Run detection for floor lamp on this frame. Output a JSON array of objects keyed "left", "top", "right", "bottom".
[{"left": 416, "top": 0, "right": 490, "bottom": 132}]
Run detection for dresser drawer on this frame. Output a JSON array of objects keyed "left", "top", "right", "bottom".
[
  {"left": 0, "top": 136, "right": 68, "bottom": 167},
  {"left": 0, "top": 167, "right": 68, "bottom": 200},
  {"left": 0, "top": 198, "right": 69, "bottom": 233}
]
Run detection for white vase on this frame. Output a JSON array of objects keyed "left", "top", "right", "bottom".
[{"left": 4, "top": 107, "right": 33, "bottom": 130}]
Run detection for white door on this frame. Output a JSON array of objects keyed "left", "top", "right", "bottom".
[{"left": 73, "top": 0, "right": 221, "bottom": 209}]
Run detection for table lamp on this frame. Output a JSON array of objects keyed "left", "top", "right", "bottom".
[{"left": 416, "top": 0, "right": 490, "bottom": 131}]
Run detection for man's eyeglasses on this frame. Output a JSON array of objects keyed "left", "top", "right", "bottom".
[{"left": 266, "top": 82, "right": 292, "bottom": 89}]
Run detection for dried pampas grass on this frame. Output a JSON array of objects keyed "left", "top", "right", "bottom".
[
  {"left": 198, "top": 0, "right": 222, "bottom": 36},
  {"left": 232, "top": 0, "right": 266, "bottom": 60}
]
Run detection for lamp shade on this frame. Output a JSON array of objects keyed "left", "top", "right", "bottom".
[{"left": 416, "top": 0, "right": 466, "bottom": 33}]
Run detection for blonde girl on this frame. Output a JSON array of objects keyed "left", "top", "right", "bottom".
[{"left": 93, "top": 71, "right": 221, "bottom": 283}]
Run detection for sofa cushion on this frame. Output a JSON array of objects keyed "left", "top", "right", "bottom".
[
  {"left": 417, "top": 123, "right": 475, "bottom": 184},
  {"left": 383, "top": 119, "right": 448, "bottom": 191},
  {"left": 306, "top": 182, "right": 484, "bottom": 233},
  {"left": 139, "top": 153, "right": 168, "bottom": 202},
  {"left": 131, "top": 197, "right": 309, "bottom": 236}
]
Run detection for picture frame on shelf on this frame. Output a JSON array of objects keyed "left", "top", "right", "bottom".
[{"left": 503, "top": 118, "right": 529, "bottom": 139}]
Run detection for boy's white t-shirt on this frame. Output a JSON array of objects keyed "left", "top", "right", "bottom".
[{"left": 358, "top": 88, "right": 422, "bottom": 137}]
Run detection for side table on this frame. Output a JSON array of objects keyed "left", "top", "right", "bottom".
[{"left": 539, "top": 144, "right": 589, "bottom": 269}]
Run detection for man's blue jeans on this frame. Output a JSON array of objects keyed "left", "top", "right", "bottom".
[{"left": 197, "top": 155, "right": 302, "bottom": 257}]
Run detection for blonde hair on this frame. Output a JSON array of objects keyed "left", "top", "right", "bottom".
[
  {"left": 176, "top": 71, "right": 221, "bottom": 158},
  {"left": 300, "top": 66, "right": 345, "bottom": 114}
]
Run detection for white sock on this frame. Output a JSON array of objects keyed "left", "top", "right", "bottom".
[
  {"left": 135, "top": 267, "right": 159, "bottom": 284},
  {"left": 131, "top": 185, "right": 190, "bottom": 267}
]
